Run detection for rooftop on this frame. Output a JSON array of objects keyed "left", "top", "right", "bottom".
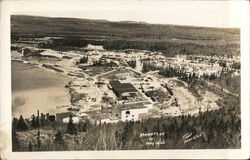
[
  {"left": 110, "top": 80, "right": 137, "bottom": 93},
  {"left": 120, "top": 103, "right": 148, "bottom": 111}
]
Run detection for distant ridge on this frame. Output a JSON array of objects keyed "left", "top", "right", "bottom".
[
  {"left": 11, "top": 15, "right": 240, "bottom": 56},
  {"left": 12, "top": 15, "right": 239, "bottom": 30}
]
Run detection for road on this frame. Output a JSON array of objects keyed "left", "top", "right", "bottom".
[
  {"left": 94, "top": 68, "right": 118, "bottom": 79},
  {"left": 206, "top": 81, "right": 239, "bottom": 97}
]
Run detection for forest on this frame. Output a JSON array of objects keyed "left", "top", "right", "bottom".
[{"left": 12, "top": 95, "right": 240, "bottom": 151}]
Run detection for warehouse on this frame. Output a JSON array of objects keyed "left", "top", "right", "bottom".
[{"left": 109, "top": 80, "right": 138, "bottom": 100}]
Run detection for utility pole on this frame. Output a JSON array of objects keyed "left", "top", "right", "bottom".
[{"left": 37, "top": 110, "right": 40, "bottom": 127}]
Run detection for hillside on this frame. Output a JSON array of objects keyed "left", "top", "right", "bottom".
[{"left": 11, "top": 15, "right": 240, "bottom": 56}]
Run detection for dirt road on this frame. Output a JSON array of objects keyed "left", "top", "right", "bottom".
[{"left": 206, "top": 81, "right": 239, "bottom": 97}]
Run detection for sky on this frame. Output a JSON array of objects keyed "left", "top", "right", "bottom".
[{"left": 12, "top": 0, "right": 245, "bottom": 28}]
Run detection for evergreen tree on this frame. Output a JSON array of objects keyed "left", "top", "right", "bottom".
[
  {"left": 128, "top": 60, "right": 136, "bottom": 68},
  {"left": 37, "top": 130, "right": 41, "bottom": 150},
  {"left": 30, "top": 114, "right": 36, "bottom": 128},
  {"left": 121, "top": 122, "right": 133, "bottom": 147},
  {"left": 16, "top": 115, "right": 29, "bottom": 131},
  {"left": 66, "top": 115, "right": 77, "bottom": 135},
  {"left": 142, "top": 63, "right": 150, "bottom": 73},
  {"left": 78, "top": 56, "right": 88, "bottom": 64},
  {"left": 12, "top": 117, "right": 18, "bottom": 130},
  {"left": 82, "top": 122, "right": 87, "bottom": 132},
  {"left": 28, "top": 140, "right": 33, "bottom": 151},
  {"left": 12, "top": 129, "right": 19, "bottom": 151},
  {"left": 40, "top": 113, "right": 46, "bottom": 127},
  {"left": 53, "top": 130, "right": 67, "bottom": 151},
  {"left": 78, "top": 123, "right": 82, "bottom": 132},
  {"left": 54, "top": 131, "right": 64, "bottom": 144},
  {"left": 35, "top": 117, "right": 40, "bottom": 128}
]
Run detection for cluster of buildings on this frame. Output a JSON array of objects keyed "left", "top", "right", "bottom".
[
  {"left": 14, "top": 37, "right": 65, "bottom": 46},
  {"left": 18, "top": 44, "right": 240, "bottom": 126},
  {"left": 141, "top": 53, "right": 240, "bottom": 78},
  {"left": 82, "top": 48, "right": 240, "bottom": 80},
  {"left": 54, "top": 79, "right": 153, "bottom": 124}
]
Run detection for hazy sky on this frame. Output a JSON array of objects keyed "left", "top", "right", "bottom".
[{"left": 13, "top": 0, "right": 245, "bottom": 28}]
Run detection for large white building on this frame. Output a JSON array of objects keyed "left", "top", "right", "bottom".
[
  {"left": 63, "top": 116, "right": 80, "bottom": 124},
  {"left": 121, "top": 106, "right": 149, "bottom": 122}
]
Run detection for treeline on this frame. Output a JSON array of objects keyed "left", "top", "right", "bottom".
[
  {"left": 127, "top": 60, "right": 136, "bottom": 68},
  {"left": 91, "top": 60, "right": 118, "bottom": 68},
  {"left": 155, "top": 64, "right": 239, "bottom": 96},
  {"left": 103, "top": 40, "right": 239, "bottom": 56},
  {"left": 230, "top": 62, "right": 240, "bottom": 70},
  {"left": 208, "top": 70, "right": 240, "bottom": 95},
  {"left": 25, "top": 37, "right": 239, "bottom": 56},
  {"left": 77, "top": 56, "right": 88, "bottom": 64},
  {"left": 12, "top": 114, "right": 90, "bottom": 151},
  {"left": 12, "top": 34, "right": 240, "bottom": 56},
  {"left": 142, "top": 62, "right": 161, "bottom": 73}
]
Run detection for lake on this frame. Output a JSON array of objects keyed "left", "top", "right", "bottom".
[{"left": 12, "top": 61, "right": 72, "bottom": 118}]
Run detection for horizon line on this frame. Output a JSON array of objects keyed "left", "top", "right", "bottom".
[{"left": 12, "top": 14, "right": 241, "bottom": 30}]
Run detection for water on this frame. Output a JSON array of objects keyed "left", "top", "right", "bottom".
[{"left": 12, "top": 61, "right": 71, "bottom": 118}]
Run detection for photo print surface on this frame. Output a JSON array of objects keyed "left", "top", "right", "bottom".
[{"left": 10, "top": 0, "right": 241, "bottom": 152}]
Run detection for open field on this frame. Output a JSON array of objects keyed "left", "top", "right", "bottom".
[{"left": 79, "top": 66, "right": 114, "bottom": 77}]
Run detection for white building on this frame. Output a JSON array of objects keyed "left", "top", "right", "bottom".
[
  {"left": 63, "top": 116, "right": 80, "bottom": 124},
  {"left": 99, "top": 118, "right": 120, "bottom": 124},
  {"left": 162, "top": 106, "right": 181, "bottom": 117},
  {"left": 121, "top": 106, "right": 149, "bottom": 122},
  {"left": 85, "top": 44, "right": 104, "bottom": 51}
]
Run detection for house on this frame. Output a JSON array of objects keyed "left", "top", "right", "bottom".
[{"left": 109, "top": 80, "right": 138, "bottom": 100}]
